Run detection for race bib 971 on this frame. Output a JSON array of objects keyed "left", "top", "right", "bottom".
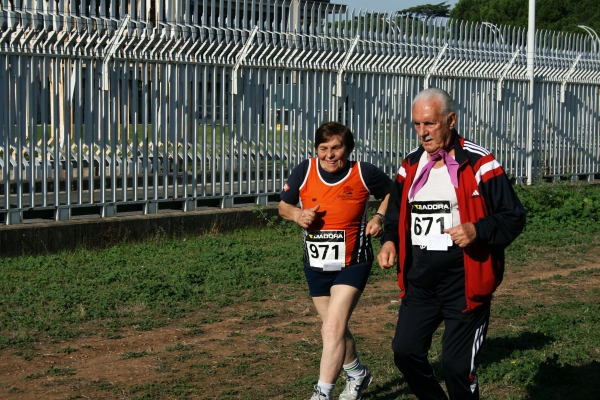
[
  {"left": 305, "top": 230, "right": 346, "bottom": 270},
  {"left": 410, "top": 201, "right": 453, "bottom": 249}
]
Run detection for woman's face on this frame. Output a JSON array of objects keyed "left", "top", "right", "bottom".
[{"left": 317, "top": 135, "right": 349, "bottom": 174}]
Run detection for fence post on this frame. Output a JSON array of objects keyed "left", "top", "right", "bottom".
[
  {"left": 102, "top": 14, "right": 130, "bottom": 91},
  {"left": 336, "top": 35, "right": 360, "bottom": 97},
  {"left": 560, "top": 54, "right": 582, "bottom": 103},
  {"left": 526, "top": 0, "right": 536, "bottom": 185},
  {"left": 232, "top": 26, "right": 259, "bottom": 95},
  {"left": 497, "top": 50, "right": 520, "bottom": 102},
  {"left": 424, "top": 44, "right": 448, "bottom": 90}
]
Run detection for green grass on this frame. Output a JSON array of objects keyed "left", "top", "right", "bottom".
[
  {"left": 478, "top": 271, "right": 600, "bottom": 399},
  {"left": 0, "top": 181, "right": 599, "bottom": 399},
  {"left": 507, "top": 180, "right": 600, "bottom": 266},
  {"left": 0, "top": 223, "right": 307, "bottom": 340}
]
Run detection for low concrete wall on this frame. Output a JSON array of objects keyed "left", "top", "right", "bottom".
[
  {"left": 1, "top": 199, "right": 385, "bottom": 258},
  {"left": 0, "top": 206, "right": 281, "bottom": 258}
]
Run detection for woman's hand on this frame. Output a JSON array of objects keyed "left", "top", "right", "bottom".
[
  {"left": 278, "top": 201, "right": 320, "bottom": 229},
  {"left": 295, "top": 205, "right": 320, "bottom": 229}
]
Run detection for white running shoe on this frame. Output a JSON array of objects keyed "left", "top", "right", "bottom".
[
  {"left": 310, "top": 385, "right": 329, "bottom": 400},
  {"left": 339, "top": 370, "right": 373, "bottom": 400}
]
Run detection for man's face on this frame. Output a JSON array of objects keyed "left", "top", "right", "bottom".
[{"left": 412, "top": 99, "right": 456, "bottom": 156}]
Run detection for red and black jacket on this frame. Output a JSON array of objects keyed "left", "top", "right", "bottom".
[{"left": 381, "top": 131, "right": 526, "bottom": 311}]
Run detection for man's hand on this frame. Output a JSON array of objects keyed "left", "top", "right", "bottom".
[
  {"left": 377, "top": 241, "right": 397, "bottom": 269},
  {"left": 444, "top": 222, "right": 477, "bottom": 248}
]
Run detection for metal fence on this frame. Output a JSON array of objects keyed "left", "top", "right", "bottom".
[{"left": 1, "top": 0, "right": 599, "bottom": 225}]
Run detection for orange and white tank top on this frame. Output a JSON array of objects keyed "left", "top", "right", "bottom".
[{"left": 299, "top": 159, "right": 372, "bottom": 269}]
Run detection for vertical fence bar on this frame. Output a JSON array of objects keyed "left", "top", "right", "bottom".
[
  {"left": 0, "top": 55, "right": 9, "bottom": 218},
  {"left": 121, "top": 58, "right": 130, "bottom": 204},
  {"left": 131, "top": 60, "right": 139, "bottom": 202},
  {"left": 27, "top": 54, "right": 36, "bottom": 208},
  {"left": 41, "top": 55, "right": 49, "bottom": 206},
  {"left": 73, "top": 57, "right": 83, "bottom": 206},
  {"left": 140, "top": 62, "right": 148, "bottom": 204},
  {"left": 182, "top": 64, "right": 190, "bottom": 208}
]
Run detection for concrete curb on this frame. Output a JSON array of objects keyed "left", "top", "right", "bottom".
[
  {"left": 0, "top": 200, "right": 384, "bottom": 258},
  {"left": 0, "top": 205, "right": 281, "bottom": 258}
]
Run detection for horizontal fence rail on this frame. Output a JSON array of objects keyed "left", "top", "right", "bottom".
[{"left": 1, "top": 0, "right": 599, "bottom": 224}]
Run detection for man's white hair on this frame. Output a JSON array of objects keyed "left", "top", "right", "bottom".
[{"left": 412, "top": 88, "right": 456, "bottom": 123}]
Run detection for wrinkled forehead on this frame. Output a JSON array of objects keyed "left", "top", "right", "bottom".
[
  {"left": 412, "top": 99, "right": 445, "bottom": 119},
  {"left": 412, "top": 98, "right": 444, "bottom": 114}
]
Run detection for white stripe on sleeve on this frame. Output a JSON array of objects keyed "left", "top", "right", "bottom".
[
  {"left": 475, "top": 160, "right": 502, "bottom": 184},
  {"left": 398, "top": 165, "right": 407, "bottom": 179}
]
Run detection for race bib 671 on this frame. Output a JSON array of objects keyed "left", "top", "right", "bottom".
[{"left": 410, "top": 201, "right": 453, "bottom": 248}]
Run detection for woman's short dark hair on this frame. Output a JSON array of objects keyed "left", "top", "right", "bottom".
[{"left": 314, "top": 122, "right": 355, "bottom": 154}]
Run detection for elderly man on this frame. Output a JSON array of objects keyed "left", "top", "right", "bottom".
[{"left": 378, "top": 88, "right": 526, "bottom": 400}]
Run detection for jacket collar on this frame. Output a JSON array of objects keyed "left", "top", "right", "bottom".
[{"left": 451, "top": 129, "right": 469, "bottom": 167}]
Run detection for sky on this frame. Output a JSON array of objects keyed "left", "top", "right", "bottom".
[{"left": 339, "top": 0, "right": 459, "bottom": 14}]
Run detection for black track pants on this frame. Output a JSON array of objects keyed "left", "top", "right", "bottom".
[{"left": 392, "top": 246, "right": 491, "bottom": 400}]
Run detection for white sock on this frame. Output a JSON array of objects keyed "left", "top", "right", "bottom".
[
  {"left": 317, "top": 381, "right": 335, "bottom": 399},
  {"left": 343, "top": 357, "right": 367, "bottom": 378}
]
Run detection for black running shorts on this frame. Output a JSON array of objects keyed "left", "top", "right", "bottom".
[{"left": 303, "top": 263, "right": 372, "bottom": 297}]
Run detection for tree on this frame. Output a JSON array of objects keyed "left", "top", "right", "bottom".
[
  {"left": 398, "top": 2, "right": 451, "bottom": 19},
  {"left": 449, "top": 0, "right": 600, "bottom": 35}
]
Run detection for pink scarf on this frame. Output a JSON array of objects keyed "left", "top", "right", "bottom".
[{"left": 409, "top": 148, "right": 459, "bottom": 198}]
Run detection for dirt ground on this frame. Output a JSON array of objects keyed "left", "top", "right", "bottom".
[{"left": 1, "top": 255, "right": 599, "bottom": 400}]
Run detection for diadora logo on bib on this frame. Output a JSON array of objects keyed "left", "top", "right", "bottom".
[
  {"left": 414, "top": 204, "right": 450, "bottom": 211},
  {"left": 309, "top": 233, "right": 344, "bottom": 239}
]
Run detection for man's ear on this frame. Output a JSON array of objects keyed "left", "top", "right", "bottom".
[{"left": 447, "top": 112, "right": 457, "bottom": 128}]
